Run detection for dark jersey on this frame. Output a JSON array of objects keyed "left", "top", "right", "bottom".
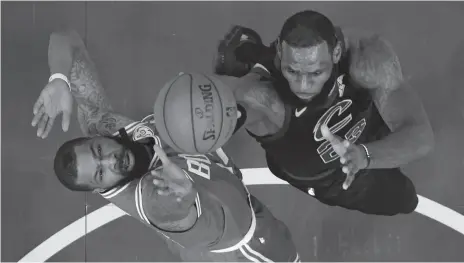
[
  {"left": 249, "top": 31, "right": 391, "bottom": 191},
  {"left": 99, "top": 115, "right": 256, "bottom": 253}
]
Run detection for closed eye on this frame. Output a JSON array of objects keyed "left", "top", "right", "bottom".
[{"left": 99, "top": 169, "right": 103, "bottom": 182}]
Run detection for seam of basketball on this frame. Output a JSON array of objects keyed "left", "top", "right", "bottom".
[
  {"left": 190, "top": 73, "right": 198, "bottom": 153},
  {"left": 203, "top": 74, "right": 223, "bottom": 153},
  {"left": 163, "top": 74, "right": 184, "bottom": 152}
]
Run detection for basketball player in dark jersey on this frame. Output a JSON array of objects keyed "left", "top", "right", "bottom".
[
  {"left": 214, "top": 10, "right": 434, "bottom": 216},
  {"left": 31, "top": 29, "right": 299, "bottom": 262}
]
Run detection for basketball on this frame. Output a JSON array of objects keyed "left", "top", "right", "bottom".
[{"left": 153, "top": 72, "right": 238, "bottom": 154}]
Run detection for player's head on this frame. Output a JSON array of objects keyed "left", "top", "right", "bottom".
[
  {"left": 277, "top": 10, "right": 342, "bottom": 104},
  {"left": 53, "top": 134, "right": 151, "bottom": 192}
]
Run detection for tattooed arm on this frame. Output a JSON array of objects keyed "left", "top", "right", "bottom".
[
  {"left": 48, "top": 29, "right": 134, "bottom": 136},
  {"left": 346, "top": 32, "right": 434, "bottom": 168}
]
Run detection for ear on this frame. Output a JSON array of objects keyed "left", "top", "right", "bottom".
[{"left": 332, "top": 40, "right": 342, "bottom": 64}]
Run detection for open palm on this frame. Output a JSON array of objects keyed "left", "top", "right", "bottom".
[{"left": 32, "top": 79, "right": 73, "bottom": 139}]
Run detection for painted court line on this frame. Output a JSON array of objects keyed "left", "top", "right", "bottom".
[{"left": 18, "top": 168, "right": 464, "bottom": 262}]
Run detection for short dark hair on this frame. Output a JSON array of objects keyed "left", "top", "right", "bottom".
[
  {"left": 53, "top": 137, "right": 93, "bottom": 191},
  {"left": 279, "top": 10, "right": 337, "bottom": 50}
]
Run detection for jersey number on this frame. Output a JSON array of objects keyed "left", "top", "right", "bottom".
[
  {"left": 178, "top": 154, "right": 212, "bottom": 180},
  {"left": 178, "top": 149, "right": 233, "bottom": 180}
]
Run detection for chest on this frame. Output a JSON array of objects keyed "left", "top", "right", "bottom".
[{"left": 261, "top": 77, "right": 377, "bottom": 168}]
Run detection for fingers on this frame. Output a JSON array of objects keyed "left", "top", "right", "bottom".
[
  {"left": 33, "top": 96, "right": 44, "bottom": 115},
  {"left": 340, "top": 147, "right": 356, "bottom": 190},
  {"left": 32, "top": 105, "right": 50, "bottom": 138},
  {"left": 343, "top": 173, "right": 355, "bottom": 190},
  {"left": 31, "top": 105, "right": 45, "bottom": 127},
  {"left": 41, "top": 116, "right": 56, "bottom": 139},
  {"left": 151, "top": 170, "right": 171, "bottom": 195},
  {"left": 341, "top": 156, "right": 358, "bottom": 190},
  {"left": 151, "top": 167, "right": 191, "bottom": 198},
  {"left": 341, "top": 161, "right": 357, "bottom": 174},
  {"left": 61, "top": 110, "right": 71, "bottom": 132},
  {"left": 339, "top": 143, "right": 353, "bottom": 164},
  {"left": 153, "top": 145, "right": 170, "bottom": 164},
  {"left": 36, "top": 115, "right": 49, "bottom": 138},
  {"left": 153, "top": 179, "right": 170, "bottom": 195}
]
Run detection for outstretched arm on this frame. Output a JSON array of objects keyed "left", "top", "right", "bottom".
[
  {"left": 216, "top": 73, "right": 286, "bottom": 137},
  {"left": 48, "top": 29, "right": 134, "bottom": 136},
  {"left": 345, "top": 31, "right": 434, "bottom": 168}
]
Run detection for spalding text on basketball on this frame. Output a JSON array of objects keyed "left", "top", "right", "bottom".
[{"left": 199, "top": 84, "right": 216, "bottom": 140}]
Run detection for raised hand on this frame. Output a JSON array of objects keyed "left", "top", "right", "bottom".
[
  {"left": 321, "top": 124, "right": 368, "bottom": 190},
  {"left": 32, "top": 79, "right": 73, "bottom": 138},
  {"left": 151, "top": 145, "right": 194, "bottom": 202}
]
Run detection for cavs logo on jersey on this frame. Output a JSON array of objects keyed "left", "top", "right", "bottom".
[{"left": 313, "top": 75, "right": 367, "bottom": 164}]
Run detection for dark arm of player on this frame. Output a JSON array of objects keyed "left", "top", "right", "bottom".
[
  {"left": 48, "top": 29, "right": 135, "bottom": 136},
  {"left": 216, "top": 73, "right": 286, "bottom": 136},
  {"left": 348, "top": 34, "right": 434, "bottom": 169}
]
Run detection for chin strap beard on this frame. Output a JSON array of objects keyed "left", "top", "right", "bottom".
[{"left": 118, "top": 126, "right": 161, "bottom": 171}]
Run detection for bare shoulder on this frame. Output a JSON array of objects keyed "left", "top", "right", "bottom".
[
  {"left": 342, "top": 29, "right": 432, "bottom": 135},
  {"left": 343, "top": 28, "right": 404, "bottom": 94}
]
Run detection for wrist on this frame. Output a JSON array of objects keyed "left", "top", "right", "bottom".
[
  {"left": 359, "top": 143, "right": 371, "bottom": 169},
  {"left": 50, "top": 78, "right": 69, "bottom": 88},
  {"left": 49, "top": 73, "right": 71, "bottom": 91}
]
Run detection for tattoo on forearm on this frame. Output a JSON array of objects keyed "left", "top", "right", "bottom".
[
  {"left": 68, "top": 43, "right": 135, "bottom": 136},
  {"left": 70, "top": 48, "right": 112, "bottom": 111}
]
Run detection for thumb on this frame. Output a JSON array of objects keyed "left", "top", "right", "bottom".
[
  {"left": 153, "top": 145, "right": 170, "bottom": 164},
  {"left": 321, "top": 124, "right": 342, "bottom": 144},
  {"left": 321, "top": 124, "right": 346, "bottom": 156}
]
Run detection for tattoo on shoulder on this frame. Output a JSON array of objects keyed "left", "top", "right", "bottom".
[{"left": 348, "top": 35, "right": 404, "bottom": 93}]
